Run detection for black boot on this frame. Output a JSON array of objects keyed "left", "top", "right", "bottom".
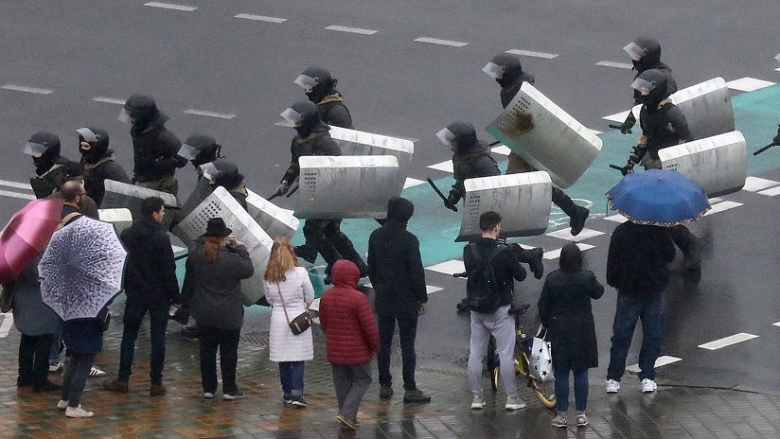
[
  {"left": 294, "top": 244, "right": 318, "bottom": 264},
  {"left": 552, "top": 187, "right": 589, "bottom": 236},
  {"left": 510, "top": 245, "right": 544, "bottom": 279}
]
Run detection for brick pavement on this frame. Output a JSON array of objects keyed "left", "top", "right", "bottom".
[{"left": 2, "top": 314, "right": 780, "bottom": 439}]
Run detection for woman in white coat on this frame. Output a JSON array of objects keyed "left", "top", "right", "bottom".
[{"left": 264, "top": 236, "right": 315, "bottom": 407}]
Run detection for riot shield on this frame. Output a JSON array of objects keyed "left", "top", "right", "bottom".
[
  {"left": 669, "top": 77, "right": 734, "bottom": 141},
  {"left": 98, "top": 208, "right": 133, "bottom": 235},
  {"left": 101, "top": 180, "right": 179, "bottom": 229},
  {"left": 329, "top": 126, "right": 414, "bottom": 196},
  {"left": 172, "top": 176, "right": 213, "bottom": 229},
  {"left": 659, "top": 131, "right": 746, "bottom": 197},
  {"left": 245, "top": 189, "right": 299, "bottom": 239},
  {"left": 294, "top": 156, "right": 400, "bottom": 219},
  {"left": 175, "top": 187, "right": 273, "bottom": 305},
  {"left": 456, "top": 171, "right": 552, "bottom": 242},
  {"left": 486, "top": 82, "right": 602, "bottom": 188}
]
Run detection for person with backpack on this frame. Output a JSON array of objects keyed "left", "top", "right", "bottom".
[{"left": 464, "top": 211, "right": 528, "bottom": 411}]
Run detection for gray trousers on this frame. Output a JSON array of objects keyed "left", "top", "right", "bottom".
[
  {"left": 468, "top": 305, "right": 517, "bottom": 397},
  {"left": 331, "top": 362, "right": 372, "bottom": 421}
]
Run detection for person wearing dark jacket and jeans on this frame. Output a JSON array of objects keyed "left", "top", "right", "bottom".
[
  {"left": 367, "top": 197, "right": 430, "bottom": 404},
  {"left": 605, "top": 220, "right": 676, "bottom": 394},
  {"left": 104, "top": 197, "right": 179, "bottom": 396},
  {"left": 120, "top": 94, "right": 187, "bottom": 196},
  {"left": 465, "top": 211, "right": 527, "bottom": 411},
  {"left": 319, "top": 260, "right": 381, "bottom": 431},
  {"left": 539, "top": 243, "right": 604, "bottom": 428},
  {"left": 276, "top": 100, "right": 367, "bottom": 280},
  {"left": 180, "top": 218, "right": 254, "bottom": 399},
  {"left": 76, "top": 127, "right": 131, "bottom": 206}
]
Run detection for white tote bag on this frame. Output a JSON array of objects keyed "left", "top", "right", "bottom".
[{"left": 530, "top": 326, "right": 554, "bottom": 382}]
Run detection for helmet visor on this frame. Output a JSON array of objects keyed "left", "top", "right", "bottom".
[
  {"left": 623, "top": 42, "right": 646, "bottom": 60},
  {"left": 198, "top": 162, "right": 220, "bottom": 180},
  {"left": 436, "top": 128, "right": 456, "bottom": 146},
  {"left": 118, "top": 108, "right": 133, "bottom": 124},
  {"left": 178, "top": 143, "right": 200, "bottom": 161},
  {"left": 482, "top": 61, "right": 505, "bottom": 79},
  {"left": 630, "top": 77, "right": 656, "bottom": 94},
  {"left": 23, "top": 141, "right": 46, "bottom": 157},
  {"left": 75, "top": 127, "right": 99, "bottom": 143},
  {"left": 280, "top": 107, "right": 303, "bottom": 126},
  {"left": 294, "top": 74, "right": 318, "bottom": 93}
]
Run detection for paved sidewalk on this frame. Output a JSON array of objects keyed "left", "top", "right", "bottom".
[{"left": 2, "top": 315, "right": 780, "bottom": 439}]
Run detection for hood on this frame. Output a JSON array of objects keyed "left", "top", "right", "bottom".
[
  {"left": 386, "top": 196, "right": 414, "bottom": 225},
  {"left": 331, "top": 259, "right": 360, "bottom": 288}
]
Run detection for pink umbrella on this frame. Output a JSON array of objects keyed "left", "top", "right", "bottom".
[{"left": 0, "top": 198, "right": 64, "bottom": 283}]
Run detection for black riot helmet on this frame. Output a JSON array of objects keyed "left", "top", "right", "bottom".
[
  {"left": 76, "top": 127, "right": 111, "bottom": 163},
  {"left": 631, "top": 69, "right": 672, "bottom": 107},
  {"left": 436, "top": 121, "right": 478, "bottom": 152},
  {"left": 295, "top": 66, "right": 337, "bottom": 104},
  {"left": 120, "top": 94, "right": 166, "bottom": 131},
  {"left": 624, "top": 37, "right": 662, "bottom": 72},
  {"left": 484, "top": 53, "right": 532, "bottom": 88},
  {"left": 24, "top": 131, "right": 62, "bottom": 173},
  {"left": 281, "top": 100, "right": 323, "bottom": 138},
  {"left": 199, "top": 158, "right": 243, "bottom": 190},
  {"left": 179, "top": 134, "right": 223, "bottom": 168}
]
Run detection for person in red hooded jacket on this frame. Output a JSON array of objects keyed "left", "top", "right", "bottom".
[{"left": 318, "top": 260, "right": 380, "bottom": 431}]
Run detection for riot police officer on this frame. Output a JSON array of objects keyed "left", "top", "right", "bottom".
[
  {"left": 76, "top": 127, "right": 131, "bottom": 207},
  {"left": 294, "top": 66, "right": 354, "bottom": 129},
  {"left": 23, "top": 131, "right": 72, "bottom": 199}
]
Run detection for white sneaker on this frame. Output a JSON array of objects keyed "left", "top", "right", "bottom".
[
  {"left": 505, "top": 395, "right": 527, "bottom": 411},
  {"left": 65, "top": 406, "right": 94, "bottom": 418},
  {"left": 88, "top": 366, "right": 106, "bottom": 377},
  {"left": 203, "top": 392, "right": 215, "bottom": 399},
  {"left": 57, "top": 400, "right": 68, "bottom": 410},
  {"left": 641, "top": 378, "right": 657, "bottom": 393},
  {"left": 471, "top": 395, "right": 486, "bottom": 410},
  {"left": 606, "top": 379, "right": 620, "bottom": 393}
]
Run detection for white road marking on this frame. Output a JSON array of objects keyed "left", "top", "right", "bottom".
[
  {"left": 741, "top": 176, "right": 779, "bottom": 192},
  {"left": 602, "top": 110, "right": 631, "bottom": 123},
  {"left": 698, "top": 332, "right": 758, "bottom": 350},
  {"left": 426, "top": 285, "right": 443, "bottom": 295},
  {"left": 403, "top": 178, "right": 425, "bottom": 189},
  {"left": 547, "top": 228, "right": 604, "bottom": 242},
  {"left": 543, "top": 243, "right": 595, "bottom": 260},
  {"left": 1, "top": 84, "right": 53, "bottom": 94},
  {"left": 708, "top": 197, "right": 723, "bottom": 204},
  {"left": 757, "top": 185, "right": 780, "bottom": 197},
  {"left": 0, "top": 179, "right": 32, "bottom": 190},
  {"left": 414, "top": 37, "right": 467, "bottom": 48},
  {"left": 426, "top": 259, "right": 465, "bottom": 276},
  {"left": 506, "top": 49, "right": 558, "bottom": 59},
  {"left": 776, "top": 68, "right": 780, "bottom": 73},
  {"left": 326, "top": 25, "right": 377, "bottom": 35},
  {"left": 704, "top": 200, "right": 742, "bottom": 216},
  {"left": 773, "top": 322, "right": 780, "bottom": 327},
  {"left": 0, "top": 313, "right": 13, "bottom": 338},
  {"left": 491, "top": 145, "right": 511, "bottom": 156},
  {"left": 184, "top": 109, "right": 236, "bottom": 119},
  {"left": 93, "top": 96, "right": 126, "bottom": 105},
  {"left": 427, "top": 160, "right": 453, "bottom": 173},
  {"left": 726, "top": 77, "right": 776, "bottom": 92},
  {"left": 604, "top": 214, "right": 628, "bottom": 223},
  {"left": 235, "top": 13, "right": 287, "bottom": 23},
  {"left": 626, "top": 356, "right": 681, "bottom": 373},
  {"left": 144, "top": 2, "right": 197, "bottom": 11},
  {"left": 596, "top": 61, "right": 633, "bottom": 69},
  {"left": 0, "top": 189, "right": 36, "bottom": 201}
]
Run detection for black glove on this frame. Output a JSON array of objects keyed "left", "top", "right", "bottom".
[
  {"left": 276, "top": 181, "right": 290, "bottom": 196},
  {"left": 619, "top": 112, "right": 636, "bottom": 134},
  {"left": 444, "top": 193, "right": 459, "bottom": 211},
  {"left": 171, "top": 307, "right": 190, "bottom": 325},
  {"left": 773, "top": 125, "right": 780, "bottom": 145},
  {"left": 621, "top": 162, "right": 635, "bottom": 176}
]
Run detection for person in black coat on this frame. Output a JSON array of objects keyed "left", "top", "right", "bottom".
[
  {"left": 276, "top": 100, "right": 367, "bottom": 281},
  {"left": 295, "top": 66, "right": 354, "bottom": 129},
  {"left": 76, "top": 127, "right": 131, "bottom": 207},
  {"left": 24, "top": 131, "right": 73, "bottom": 199},
  {"left": 120, "top": 94, "right": 187, "bottom": 196},
  {"left": 367, "top": 197, "right": 431, "bottom": 404},
  {"left": 538, "top": 243, "right": 604, "bottom": 428},
  {"left": 605, "top": 220, "right": 676, "bottom": 395},
  {"left": 103, "top": 196, "right": 180, "bottom": 397}
]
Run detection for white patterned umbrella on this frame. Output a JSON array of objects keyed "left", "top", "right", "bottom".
[{"left": 39, "top": 217, "right": 127, "bottom": 321}]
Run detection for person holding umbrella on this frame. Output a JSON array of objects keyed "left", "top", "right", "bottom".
[{"left": 179, "top": 218, "right": 254, "bottom": 400}]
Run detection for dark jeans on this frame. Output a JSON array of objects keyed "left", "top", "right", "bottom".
[
  {"left": 279, "top": 361, "right": 305, "bottom": 398},
  {"left": 554, "top": 368, "right": 589, "bottom": 413},
  {"left": 61, "top": 354, "right": 96, "bottom": 408},
  {"left": 199, "top": 324, "right": 240, "bottom": 394},
  {"left": 18, "top": 333, "right": 54, "bottom": 388},
  {"left": 378, "top": 316, "right": 418, "bottom": 390},
  {"left": 49, "top": 323, "right": 63, "bottom": 364},
  {"left": 607, "top": 291, "right": 665, "bottom": 381},
  {"left": 119, "top": 300, "right": 169, "bottom": 384}
]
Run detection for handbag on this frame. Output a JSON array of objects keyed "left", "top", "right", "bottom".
[
  {"left": 530, "top": 326, "right": 554, "bottom": 382},
  {"left": 276, "top": 283, "right": 312, "bottom": 336},
  {"left": 0, "top": 283, "right": 14, "bottom": 313}
]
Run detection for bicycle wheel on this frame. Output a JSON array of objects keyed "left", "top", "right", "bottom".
[
  {"left": 487, "top": 336, "right": 499, "bottom": 391},
  {"left": 519, "top": 351, "right": 556, "bottom": 409}
]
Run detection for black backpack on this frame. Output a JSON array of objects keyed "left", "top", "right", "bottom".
[{"left": 466, "top": 243, "right": 505, "bottom": 313}]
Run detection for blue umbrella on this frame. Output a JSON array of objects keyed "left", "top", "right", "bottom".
[{"left": 606, "top": 169, "right": 711, "bottom": 226}]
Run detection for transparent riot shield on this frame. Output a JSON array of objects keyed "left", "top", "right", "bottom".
[
  {"left": 456, "top": 171, "right": 552, "bottom": 242},
  {"left": 486, "top": 82, "right": 602, "bottom": 188},
  {"left": 659, "top": 131, "right": 746, "bottom": 197},
  {"left": 245, "top": 189, "right": 299, "bottom": 239},
  {"left": 101, "top": 180, "right": 179, "bottom": 229},
  {"left": 669, "top": 77, "right": 734, "bottom": 141},
  {"left": 175, "top": 187, "right": 273, "bottom": 305},
  {"left": 329, "top": 126, "right": 414, "bottom": 196},
  {"left": 294, "top": 156, "right": 400, "bottom": 219}
]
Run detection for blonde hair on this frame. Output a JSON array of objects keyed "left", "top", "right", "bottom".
[
  {"left": 201, "top": 236, "right": 224, "bottom": 262},
  {"left": 264, "top": 236, "right": 299, "bottom": 282}
]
